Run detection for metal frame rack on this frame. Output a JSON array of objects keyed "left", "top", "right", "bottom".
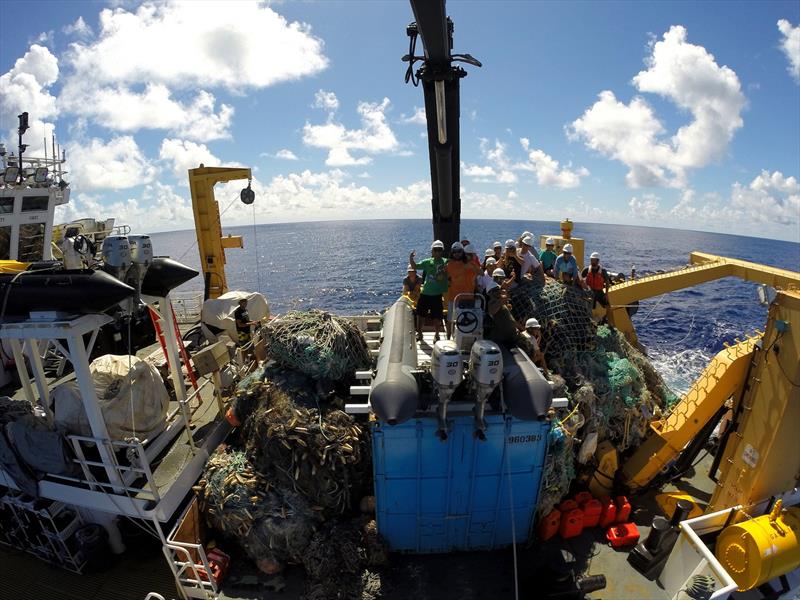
[{"left": 0, "top": 487, "right": 86, "bottom": 573}]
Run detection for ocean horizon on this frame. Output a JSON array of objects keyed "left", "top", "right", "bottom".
[{"left": 151, "top": 218, "right": 798, "bottom": 394}]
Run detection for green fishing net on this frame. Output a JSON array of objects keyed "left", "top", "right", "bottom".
[{"left": 263, "top": 310, "right": 370, "bottom": 381}]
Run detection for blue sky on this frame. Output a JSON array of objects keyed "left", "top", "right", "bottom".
[{"left": 1, "top": 1, "right": 798, "bottom": 241}]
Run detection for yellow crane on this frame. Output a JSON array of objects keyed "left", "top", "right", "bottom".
[
  {"left": 610, "top": 252, "right": 800, "bottom": 493},
  {"left": 187, "top": 165, "right": 253, "bottom": 299}
]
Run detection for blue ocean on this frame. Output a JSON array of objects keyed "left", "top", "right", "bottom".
[{"left": 150, "top": 219, "right": 799, "bottom": 394}]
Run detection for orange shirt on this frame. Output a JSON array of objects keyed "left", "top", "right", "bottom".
[{"left": 445, "top": 260, "right": 480, "bottom": 302}]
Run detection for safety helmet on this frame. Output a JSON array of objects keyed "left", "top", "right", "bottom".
[
  {"left": 522, "top": 231, "right": 533, "bottom": 239},
  {"left": 484, "top": 248, "right": 494, "bottom": 258},
  {"left": 486, "top": 258, "right": 497, "bottom": 267},
  {"left": 492, "top": 268, "right": 506, "bottom": 278},
  {"left": 493, "top": 241, "right": 502, "bottom": 248},
  {"left": 525, "top": 318, "right": 541, "bottom": 329},
  {"left": 504, "top": 239, "right": 516, "bottom": 248},
  {"left": 451, "top": 241, "right": 464, "bottom": 251},
  {"left": 563, "top": 243, "right": 574, "bottom": 253},
  {"left": 464, "top": 244, "right": 476, "bottom": 254},
  {"left": 521, "top": 235, "right": 534, "bottom": 247},
  {"left": 545, "top": 237, "right": 555, "bottom": 246},
  {"left": 590, "top": 252, "right": 600, "bottom": 260},
  {"left": 431, "top": 240, "right": 445, "bottom": 250}
]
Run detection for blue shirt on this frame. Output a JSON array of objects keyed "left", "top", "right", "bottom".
[{"left": 554, "top": 254, "right": 578, "bottom": 279}]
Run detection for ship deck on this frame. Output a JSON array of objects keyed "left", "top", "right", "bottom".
[{"left": 0, "top": 453, "right": 719, "bottom": 600}]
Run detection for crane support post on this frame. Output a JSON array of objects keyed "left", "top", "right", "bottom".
[
  {"left": 407, "top": 0, "right": 476, "bottom": 250},
  {"left": 188, "top": 166, "right": 252, "bottom": 300},
  {"left": 709, "top": 290, "right": 800, "bottom": 512},
  {"left": 621, "top": 336, "right": 757, "bottom": 490}
]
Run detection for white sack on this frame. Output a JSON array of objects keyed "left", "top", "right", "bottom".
[
  {"left": 51, "top": 354, "right": 169, "bottom": 441},
  {"left": 200, "top": 291, "right": 269, "bottom": 341}
]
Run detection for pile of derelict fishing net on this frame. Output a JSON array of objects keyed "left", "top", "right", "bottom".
[
  {"left": 263, "top": 310, "right": 371, "bottom": 380},
  {"left": 508, "top": 280, "right": 679, "bottom": 516},
  {"left": 198, "top": 354, "right": 386, "bottom": 599},
  {"left": 239, "top": 377, "right": 371, "bottom": 516},
  {"left": 197, "top": 447, "right": 318, "bottom": 573},
  {"left": 198, "top": 448, "right": 388, "bottom": 599}
]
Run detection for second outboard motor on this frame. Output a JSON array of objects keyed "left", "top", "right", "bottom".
[
  {"left": 431, "top": 339, "right": 463, "bottom": 440},
  {"left": 101, "top": 235, "right": 131, "bottom": 281},
  {"left": 369, "top": 300, "right": 419, "bottom": 425},
  {"left": 469, "top": 340, "right": 502, "bottom": 440},
  {"left": 501, "top": 347, "right": 553, "bottom": 420}
]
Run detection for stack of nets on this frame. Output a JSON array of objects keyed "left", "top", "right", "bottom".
[
  {"left": 239, "top": 379, "right": 371, "bottom": 517},
  {"left": 263, "top": 310, "right": 370, "bottom": 380},
  {"left": 509, "top": 279, "right": 596, "bottom": 368},
  {"left": 197, "top": 447, "right": 318, "bottom": 572},
  {"left": 302, "top": 519, "right": 387, "bottom": 600},
  {"left": 507, "top": 280, "right": 680, "bottom": 515}
]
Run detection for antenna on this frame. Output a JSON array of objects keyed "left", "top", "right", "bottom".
[{"left": 17, "top": 112, "right": 29, "bottom": 184}]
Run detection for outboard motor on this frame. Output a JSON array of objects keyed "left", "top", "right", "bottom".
[
  {"left": 431, "top": 340, "right": 463, "bottom": 440},
  {"left": 469, "top": 340, "right": 503, "bottom": 440},
  {"left": 126, "top": 234, "right": 153, "bottom": 299},
  {"left": 101, "top": 235, "right": 131, "bottom": 281}
]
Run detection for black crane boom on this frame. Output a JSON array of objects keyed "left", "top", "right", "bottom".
[{"left": 405, "top": 0, "right": 479, "bottom": 249}]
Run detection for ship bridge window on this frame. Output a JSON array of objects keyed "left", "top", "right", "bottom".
[
  {"left": 21, "top": 196, "right": 49, "bottom": 212},
  {"left": 18, "top": 223, "right": 45, "bottom": 262},
  {"left": 0, "top": 198, "right": 13, "bottom": 214},
  {"left": 0, "top": 226, "right": 9, "bottom": 260}
]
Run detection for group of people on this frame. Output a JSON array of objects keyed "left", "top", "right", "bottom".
[{"left": 402, "top": 231, "right": 614, "bottom": 372}]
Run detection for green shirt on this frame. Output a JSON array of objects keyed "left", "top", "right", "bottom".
[
  {"left": 417, "top": 257, "right": 449, "bottom": 296},
  {"left": 539, "top": 249, "right": 558, "bottom": 271}
]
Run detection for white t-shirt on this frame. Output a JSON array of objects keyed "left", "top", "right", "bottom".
[
  {"left": 476, "top": 273, "right": 493, "bottom": 292},
  {"left": 519, "top": 250, "right": 541, "bottom": 276},
  {"left": 521, "top": 331, "right": 540, "bottom": 353}
]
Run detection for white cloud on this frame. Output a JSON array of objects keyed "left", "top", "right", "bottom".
[
  {"left": 313, "top": 90, "right": 339, "bottom": 111},
  {"left": 570, "top": 25, "right": 745, "bottom": 188},
  {"left": 55, "top": 2, "right": 327, "bottom": 142},
  {"left": 62, "top": 16, "right": 93, "bottom": 40},
  {"left": 59, "top": 83, "right": 234, "bottom": 141},
  {"left": 730, "top": 170, "right": 800, "bottom": 227},
  {"left": 302, "top": 97, "right": 399, "bottom": 166},
  {"left": 56, "top": 182, "right": 194, "bottom": 233},
  {"left": 0, "top": 44, "right": 59, "bottom": 121},
  {"left": 159, "top": 138, "right": 224, "bottom": 181},
  {"left": 0, "top": 44, "right": 60, "bottom": 155},
  {"left": 66, "top": 135, "right": 157, "bottom": 191},
  {"left": 507, "top": 190, "right": 518, "bottom": 199},
  {"left": 274, "top": 149, "right": 298, "bottom": 160},
  {"left": 403, "top": 106, "right": 426, "bottom": 125},
  {"left": 65, "top": 2, "right": 327, "bottom": 90},
  {"left": 778, "top": 19, "right": 800, "bottom": 82},
  {"left": 462, "top": 138, "right": 588, "bottom": 188},
  {"left": 628, "top": 193, "right": 662, "bottom": 220}
]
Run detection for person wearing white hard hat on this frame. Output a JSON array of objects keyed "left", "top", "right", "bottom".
[
  {"left": 409, "top": 240, "right": 448, "bottom": 342},
  {"left": 553, "top": 242, "right": 580, "bottom": 285},
  {"left": 402, "top": 264, "right": 421, "bottom": 307},
  {"left": 484, "top": 280, "right": 524, "bottom": 346},
  {"left": 519, "top": 235, "right": 544, "bottom": 283},
  {"left": 539, "top": 237, "right": 558, "bottom": 277},
  {"left": 444, "top": 241, "right": 481, "bottom": 339},
  {"left": 582, "top": 251, "right": 611, "bottom": 312},
  {"left": 463, "top": 243, "right": 481, "bottom": 268},
  {"left": 521, "top": 317, "right": 549, "bottom": 375},
  {"left": 498, "top": 238, "right": 523, "bottom": 285},
  {"left": 493, "top": 241, "right": 503, "bottom": 261},
  {"left": 476, "top": 257, "right": 497, "bottom": 293}
]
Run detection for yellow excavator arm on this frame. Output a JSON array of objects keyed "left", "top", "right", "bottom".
[{"left": 188, "top": 166, "right": 252, "bottom": 300}]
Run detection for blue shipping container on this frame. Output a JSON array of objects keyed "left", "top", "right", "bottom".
[{"left": 372, "top": 414, "right": 550, "bottom": 553}]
